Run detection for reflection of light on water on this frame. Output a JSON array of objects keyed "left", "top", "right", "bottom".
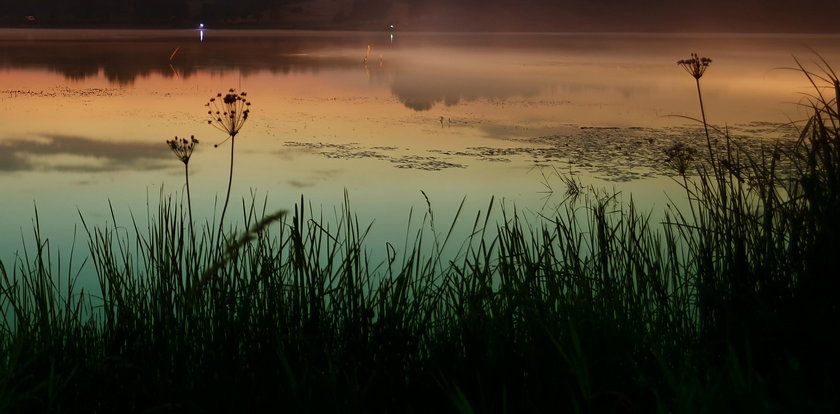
[
  {"left": 199, "top": 29, "right": 205, "bottom": 42},
  {"left": 390, "top": 33, "right": 394, "bottom": 44}
]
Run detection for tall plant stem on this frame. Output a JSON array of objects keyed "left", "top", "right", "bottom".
[
  {"left": 695, "top": 77, "right": 728, "bottom": 212},
  {"left": 184, "top": 163, "right": 195, "bottom": 238},
  {"left": 695, "top": 78, "right": 714, "bottom": 166},
  {"left": 185, "top": 163, "right": 198, "bottom": 267},
  {"left": 217, "top": 135, "right": 235, "bottom": 241},
  {"left": 185, "top": 163, "right": 194, "bottom": 232}
]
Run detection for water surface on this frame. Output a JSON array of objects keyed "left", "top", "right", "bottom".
[{"left": 1, "top": 29, "right": 838, "bottom": 270}]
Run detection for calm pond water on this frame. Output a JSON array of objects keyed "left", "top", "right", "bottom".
[{"left": 1, "top": 29, "right": 839, "bottom": 273}]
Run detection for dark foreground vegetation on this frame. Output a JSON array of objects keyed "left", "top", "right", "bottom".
[{"left": 2, "top": 67, "right": 840, "bottom": 413}]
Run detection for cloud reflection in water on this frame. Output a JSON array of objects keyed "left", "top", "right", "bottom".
[
  {"left": 0, "top": 134, "right": 170, "bottom": 173},
  {"left": 389, "top": 71, "right": 544, "bottom": 111}
]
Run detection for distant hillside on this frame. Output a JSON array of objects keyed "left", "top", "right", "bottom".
[{"left": 1, "top": 0, "right": 839, "bottom": 32}]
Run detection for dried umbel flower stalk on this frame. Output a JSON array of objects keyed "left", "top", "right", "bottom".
[
  {"left": 206, "top": 89, "right": 251, "bottom": 146},
  {"left": 206, "top": 88, "right": 252, "bottom": 242},
  {"left": 166, "top": 135, "right": 199, "bottom": 164},
  {"left": 166, "top": 135, "right": 199, "bottom": 232},
  {"left": 677, "top": 53, "right": 712, "bottom": 80},
  {"left": 677, "top": 53, "right": 716, "bottom": 172}
]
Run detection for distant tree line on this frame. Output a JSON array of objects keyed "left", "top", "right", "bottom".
[
  {"left": 0, "top": 0, "right": 293, "bottom": 27},
  {"left": 0, "top": 0, "right": 838, "bottom": 32}
]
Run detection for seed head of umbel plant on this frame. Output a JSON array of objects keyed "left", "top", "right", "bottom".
[
  {"left": 166, "top": 135, "right": 199, "bottom": 165},
  {"left": 205, "top": 89, "right": 251, "bottom": 147},
  {"left": 677, "top": 53, "right": 712, "bottom": 79},
  {"left": 664, "top": 142, "right": 697, "bottom": 176}
]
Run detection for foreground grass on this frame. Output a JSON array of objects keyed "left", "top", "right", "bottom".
[{"left": 2, "top": 86, "right": 840, "bottom": 413}]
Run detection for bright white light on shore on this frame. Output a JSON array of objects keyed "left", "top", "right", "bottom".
[{"left": 199, "top": 23, "right": 205, "bottom": 29}]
